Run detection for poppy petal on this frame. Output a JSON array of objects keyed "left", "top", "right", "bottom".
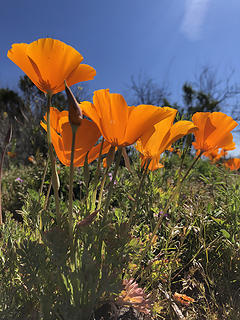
[
  {"left": 125, "top": 106, "right": 176, "bottom": 146},
  {"left": 7, "top": 43, "right": 39, "bottom": 88},
  {"left": 74, "top": 140, "right": 112, "bottom": 166},
  {"left": 66, "top": 64, "right": 96, "bottom": 88},
  {"left": 136, "top": 109, "right": 177, "bottom": 157},
  {"left": 94, "top": 89, "right": 129, "bottom": 144},
  {"left": 206, "top": 112, "right": 238, "bottom": 148},
  {"left": 167, "top": 121, "right": 197, "bottom": 148}
]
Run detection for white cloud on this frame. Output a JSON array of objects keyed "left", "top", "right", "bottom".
[{"left": 181, "top": 0, "right": 211, "bottom": 40}]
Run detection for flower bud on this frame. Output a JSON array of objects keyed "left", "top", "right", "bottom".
[{"left": 65, "top": 81, "right": 82, "bottom": 126}]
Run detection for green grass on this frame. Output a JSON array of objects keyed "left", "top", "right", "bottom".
[{"left": 0, "top": 152, "right": 239, "bottom": 319}]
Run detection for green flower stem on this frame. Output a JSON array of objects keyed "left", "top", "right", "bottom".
[
  {"left": 0, "top": 146, "right": 7, "bottom": 225},
  {"left": 96, "top": 138, "right": 104, "bottom": 173},
  {"left": 43, "top": 176, "right": 52, "bottom": 210},
  {"left": 46, "top": 94, "right": 61, "bottom": 225},
  {"left": 173, "top": 151, "right": 203, "bottom": 206},
  {"left": 132, "top": 152, "right": 203, "bottom": 279},
  {"left": 104, "top": 147, "right": 122, "bottom": 215},
  {"left": 97, "top": 167, "right": 109, "bottom": 211},
  {"left": 92, "top": 138, "right": 104, "bottom": 211},
  {"left": 69, "top": 124, "right": 77, "bottom": 253},
  {"left": 175, "top": 140, "right": 190, "bottom": 184},
  {"left": 128, "top": 158, "right": 151, "bottom": 225},
  {"left": 38, "top": 157, "right": 49, "bottom": 236},
  {"left": 180, "top": 151, "right": 203, "bottom": 184},
  {"left": 39, "top": 157, "right": 49, "bottom": 196},
  {"left": 97, "top": 145, "right": 115, "bottom": 211}
]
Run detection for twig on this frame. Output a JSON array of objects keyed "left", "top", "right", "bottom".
[{"left": 158, "top": 284, "right": 185, "bottom": 320}]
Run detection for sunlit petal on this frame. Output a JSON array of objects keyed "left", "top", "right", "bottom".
[
  {"left": 41, "top": 107, "right": 104, "bottom": 167},
  {"left": 125, "top": 106, "right": 176, "bottom": 146},
  {"left": 81, "top": 90, "right": 176, "bottom": 147},
  {"left": 8, "top": 38, "right": 95, "bottom": 94},
  {"left": 225, "top": 158, "right": 240, "bottom": 171},
  {"left": 192, "top": 112, "right": 238, "bottom": 152}
]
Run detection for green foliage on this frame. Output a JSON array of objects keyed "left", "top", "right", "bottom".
[
  {"left": 0, "top": 159, "right": 135, "bottom": 319},
  {"left": 0, "top": 88, "right": 25, "bottom": 123},
  {"left": 182, "top": 83, "right": 220, "bottom": 114},
  {"left": 0, "top": 132, "right": 240, "bottom": 319},
  {"left": 133, "top": 155, "right": 240, "bottom": 319},
  {"left": 2, "top": 46, "right": 240, "bottom": 320},
  {"left": 2, "top": 162, "right": 47, "bottom": 219}
]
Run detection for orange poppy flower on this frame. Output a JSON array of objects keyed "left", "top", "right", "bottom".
[
  {"left": 40, "top": 107, "right": 111, "bottom": 166},
  {"left": 136, "top": 110, "right": 197, "bottom": 170},
  {"left": 204, "top": 147, "right": 230, "bottom": 163},
  {"left": 192, "top": 112, "right": 238, "bottom": 153},
  {"left": 139, "top": 154, "right": 165, "bottom": 171},
  {"left": 80, "top": 89, "right": 175, "bottom": 147},
  {"left": 7, "top": 38, "right": 96, "bottom": 95},
  {"left": 224, "top": 158, "right": 240, "bottom": 171},
  {"left": 204, "top": 149, "right": 222, "bottom": 163}
]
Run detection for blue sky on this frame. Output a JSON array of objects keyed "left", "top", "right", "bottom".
[{"left": 1, "top": 0, "right": 240, "bottom": 154}]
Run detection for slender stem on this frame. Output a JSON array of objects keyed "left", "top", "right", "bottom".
[
  {"left": 46, "top": 95, "right": 61, "bottom": 225},
  {"left": 180, "top": 151, "right": 203, "bottom": 184},
  {"left": 38, "top": 157, "right": 49, "bottom": 235},
  {"left": 175, "top": 141, "right": 189, "bottom": 183},
  {"left": 39, "top": 157, "right": 49, "bottom": 195},
  {"left": 104, "top": 147, "right": 122, "bottom": 215},
  {"left": 0, "top": 146, "right": 7, "bottom": 225},
  {"left": 96, "top": 138, "right": 104, "bottom": 173},
  {"left": 172, "top": 151, "right": 203, "bottom": 207},
  {"left": 91, "top": 138, "right": 104, "bottom": 211},
  {"left": 97, "top": 167, "right": 109, "bottom": 210},
  {"left": 132, "top": 191, "right": 174, "bottom": 279},
  {"left": 69, "top": 125, "right": 77, "bottom": 250},
  {"left": 97, "top": 145, "right": 115, "bottom": 211},
  {"left": 128, "top": 158, "right": 151, "bottom": 225},
  {"left": 43, "top": 176, "right": 52, "bottom": 211},
  {"left": 132, "top": 152, "right": 203, "bottom": 279}
]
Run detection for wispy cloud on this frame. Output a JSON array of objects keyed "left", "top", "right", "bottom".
[{"left": 181, "top": 0, "right": 211, "bottom": 40}]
